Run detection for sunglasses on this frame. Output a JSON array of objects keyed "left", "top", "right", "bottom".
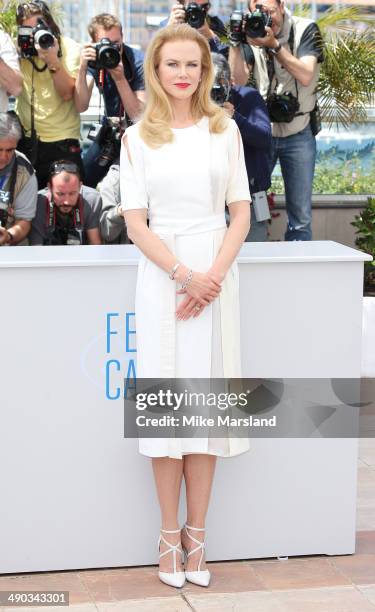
[
  {"left": 49, "top": 161, "right": 81, "bottom": 178},
  {"left": 16, "top": 0, "right": 50, "bottom": 20}
]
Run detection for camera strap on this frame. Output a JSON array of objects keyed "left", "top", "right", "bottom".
[
  {"left": 27, "top": 56, "right": 48, "bottom": 73},
  {"left": 97, "top": 69, "right": 105, "bottom": 124},
  {"left": 265, "top": 24, "right": 294, "bottom": 97},
  {"left": 0, "top": 156, "right": 18, "bottom": 211},
  {"left": 31, "top": 65, "right": 36, "bottom": 137},
  {"left": 96, "top": 70, "right": 125, "bottom": 136},
  {"left": 44, "top": 192, "right": 84, "bottom": 230},
  {"left": 266, "top": 24, "right": 309, "bottom": 118},
  {"left": 23, "top": 64, "right": 39, "bottom": 147}
]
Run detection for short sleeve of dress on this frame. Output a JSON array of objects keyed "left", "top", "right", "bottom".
[
  {"left": 120, "top": 125, "right": 149, "bottom": 211},
  {"left": 225, "top": 119, "right": 251, "bottom": 205}
]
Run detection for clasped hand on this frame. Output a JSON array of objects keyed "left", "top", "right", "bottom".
[
  {"left": 35, "top": 37, "right": 59, "bottom": 65},
  {"left": 247, "top": 26, "right": 277, "bottom": 49},
  {"left": 176, "top": 270, "right": 223, "bottom": 321},
  {"left": 167, "top": 3, "right": 213, "bottom": 40},
  {"left": 0, "top": 226, "right": 10, "bottom": 246},
  {"left": 80, "top": 43, "right": 125, "bottom": 82}
]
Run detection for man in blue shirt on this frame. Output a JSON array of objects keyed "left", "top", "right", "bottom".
[
  {"left": 74, "top": 13, "right": 145, "bottom": 187},
  {"left": 212, "top": 53, "right": 272, "bottom": 241}
]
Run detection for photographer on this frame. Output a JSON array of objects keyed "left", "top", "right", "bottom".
[
  {"left": 74, "top": 13, "right": 145, "bottom": 188},
  {"left": 211, "top": 53, "right": 271, "bottom": 241},
  {"left": 162, "top": 1, "right": 229, "bottom": 57},
  {"left": 15, "top": 0, "right": 83, "bottom": 189},
  {"left": 229, "top": 0, "right": 324, "bottom": 241},
  {"left": 29, "top": 160, "right": 102, "bottom": 245},
  {"left": 99, "top": 161, "right": 130, "bottom": 244},
  {"left": 0, "top": 27, "right": 23, "bottom": 111},
  {"left": 0, "top": 112, "right": 37, "bottom": 246}
]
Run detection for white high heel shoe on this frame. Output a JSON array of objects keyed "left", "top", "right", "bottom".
[
  {"left": 158, "top": 527, "right": 185, "bottom": 588},
  {"left": 182, "top": 524, "right": 211, "bottom": 587}
]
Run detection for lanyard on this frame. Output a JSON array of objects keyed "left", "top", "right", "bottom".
[{"left": 266, "top": 24, "right": 298, "bottom": 100}]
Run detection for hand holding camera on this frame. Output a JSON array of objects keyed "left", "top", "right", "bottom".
[
  {"left": 87, "top": 39, "right": 121, "bottom": 71},
  {"left": 81, "top": 39, "right": 121, "bottom": 71},
  {"left": 35, "top": 35, "right": 59, "bottom": 67},
  {"left": 246, "top": 26, "right": 277, "bottom": 50},
  {"left": 167, "top": 2, "right": 186, "bottom": 26},
  {"left": 106, "top": 56, "right": 125, "bottom": 84},
  {"left": 229, "top": 5, "right": 275, "bottom": 47},
  {"left": 0, "top": 225, "right": 11, "bottom": 246},
  {"left": 222, "top": 101, "right": 235, "bottom": 118},
  {"left": 168, "top": 1, "right": 210, "bottom": 31},
  {"left": 18, "top": 18, "right": 57, "bottom": 60},
  {"left": 80, "top": 42, "right": 97, "bottom": 70}
]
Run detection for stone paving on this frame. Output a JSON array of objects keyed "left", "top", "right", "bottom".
[{"left": 1, "top": 438, "right": 374, "bottom": 612}]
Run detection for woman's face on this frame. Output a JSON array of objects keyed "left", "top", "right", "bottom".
[{"left": 156, "top": 39, "right": 202, "bottom": 103}]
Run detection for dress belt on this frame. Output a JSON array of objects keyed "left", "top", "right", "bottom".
[{"left": 150, "top": 213, "right": 226, "bottom": 238}]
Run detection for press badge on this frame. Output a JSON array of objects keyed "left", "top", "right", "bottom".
[
  {"left": 252, "top": 191, "right": 271, "bottom": 222},
  {"left": 0, "top": 190, "right": 10, "bottom": 205}
]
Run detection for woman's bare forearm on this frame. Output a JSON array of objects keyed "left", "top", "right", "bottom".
[
  {"left": 125, "top": 213, "right": 189, "bottom": 282},
  {"left": 209, "top": 201, "right": 250, "bottom": 279}
]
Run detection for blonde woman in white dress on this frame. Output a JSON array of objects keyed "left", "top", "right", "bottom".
[{"left": 120, "top": 24, "right": 251, "bottom": 589}]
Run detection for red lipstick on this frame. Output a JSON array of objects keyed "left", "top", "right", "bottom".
[{"left": 175, "top": 83, "right": 190, "bottom": 89}]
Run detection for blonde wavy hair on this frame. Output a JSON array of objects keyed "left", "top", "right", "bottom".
[{"left": 139, "top": 24, "right": 228, "bottom": 148}]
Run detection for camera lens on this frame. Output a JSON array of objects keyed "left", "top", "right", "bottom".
[
  {"left": 185, "top": 3, "right": 206, "bottom": 29},
  {"left": 34, "top": 29, "right": 54, "bottom": 49},
  {"left": 96, "top": 40, "right": 121, "bottom": 69},
  {"left": 245, "top": 10, "right": 269, "bottom": 39}
]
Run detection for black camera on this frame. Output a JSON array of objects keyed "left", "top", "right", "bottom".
[
  {"left": 267, "top": 92, "right": 300, "bottom": 123},
  {"left": 47, "top": 226, "right": 83, "bottom": 246},
  {"left": 88, "top": 38, "right": 121, "bottom": 70},
  {"left": 88, "top": 118, "right": 122, "bottom": 168},
  {"left": 211, "top": 84, "right": 230, "bottom": 106},
  {"left": 310, "top": 104, "right": 322, "bottom": 136},
  {"left": 229, "top": 10, "right": 245, "bottom": 45},
  {"left": 0, "top": 207, "right": 9, "bottom": 230},
  {"left": 245, "top": 5, "right": 272, "bottom": 39},
  {"left": 185, "top": 2, "right": 208, "bottom": 29},
  {"left": 18, "top": 19, "right": 54, "bottom": 58}
]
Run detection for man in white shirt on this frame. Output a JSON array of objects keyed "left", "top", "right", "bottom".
[{"left": 0, "top": 28, "right": 23, "bottom": 112}]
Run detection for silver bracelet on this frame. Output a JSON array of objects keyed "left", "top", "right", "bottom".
[
  {"left": 181, "top": 269, "right": 193, "bottom": 291},
  {"left": 169, "top": 262, "right": 180, "bottom": 280}
]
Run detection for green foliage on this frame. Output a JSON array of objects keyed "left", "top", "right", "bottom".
[
  {"left": 0, "top": 1, "right": 18, "bottom": 38},
  {"left": 318, "top": 31, "right": 375, "bottom": 127},
  {"left": 351, "top": 197, "right": 375, "bottom": 292},
  {"left": 316, "top": 6, "right": 374, "bottom": 30},
  {"left": 316, "top": 7, "right": 375, "bottom": 128},
  {"left": 271, "top": 158, "right": 375, "bottom": 195}
]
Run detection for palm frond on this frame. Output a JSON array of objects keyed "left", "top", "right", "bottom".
[
  {"left": 318, "top": 30, "right": 375, "bottom": 128},
  {"left": 290, "top": 4, "right": 312, "bottom": 19},
  {"left": 317, "top": 6, "right": 374, "bottom": 30}
]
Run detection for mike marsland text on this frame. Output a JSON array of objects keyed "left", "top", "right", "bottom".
[{"left": 135, "top": 415, "right": 277, "bottom": 428}]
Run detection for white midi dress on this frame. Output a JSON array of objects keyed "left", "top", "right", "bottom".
[{"left": 120, "top": 116, "right": 251, "bottom": 459}]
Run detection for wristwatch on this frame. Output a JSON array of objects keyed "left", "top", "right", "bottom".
[{"left": 269, "top": 42, "right": 282, "bottom": 56}]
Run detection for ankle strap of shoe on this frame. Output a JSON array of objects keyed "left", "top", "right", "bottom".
[
  {"left": 185, "top": 524, "right": 205, "bottom": 531},
  {"left": 160, "top": 528, "right": 181, "bottom": 533},
  {"left": 184, "top": 525, "right": 205, "bottom": 571}
]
